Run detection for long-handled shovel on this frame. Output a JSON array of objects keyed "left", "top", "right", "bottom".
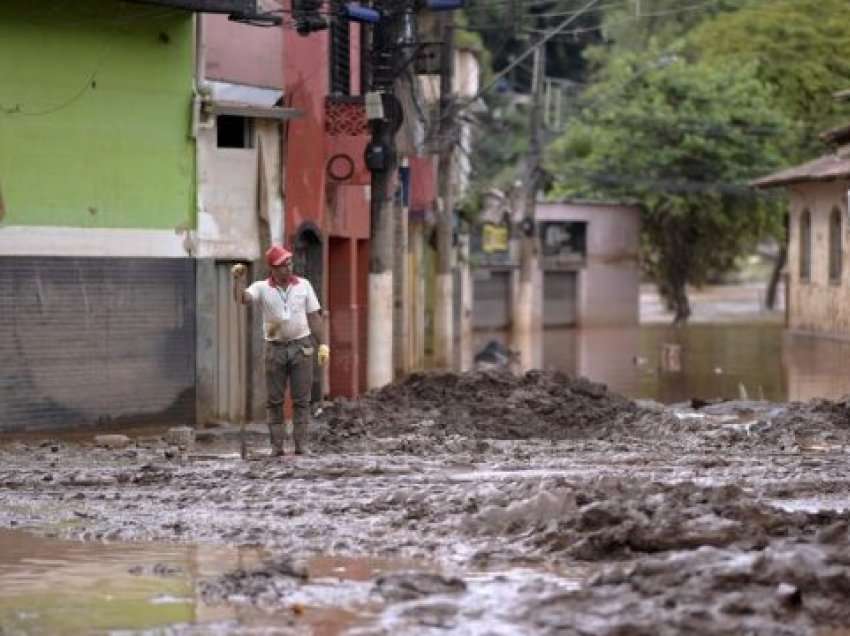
[{"left": 237, "top": 297, "right": 248, "bottom": 460}]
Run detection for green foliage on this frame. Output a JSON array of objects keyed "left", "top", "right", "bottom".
[
  {"left": 687, "top": 0, "right": 850, "bottom": 160},
  {"left": 546, "top": 53, "right": 788, "bottom": 320},
  {"left": 589, "top": 0, "right": 751, "bottom": 60},
  {"left": 456, "top": 89, "right": 534, "bottom": 220}
]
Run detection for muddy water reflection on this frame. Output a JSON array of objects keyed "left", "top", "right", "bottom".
[
  {"left": 0, "top": 529, "right": 377, "bottom": 635},
  {"left": 476, "top": 324, "right": 850, "bottom": 403}
]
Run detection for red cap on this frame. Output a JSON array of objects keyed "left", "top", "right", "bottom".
[{"left": 265, "top": 245, "right": 292, "bottom": 267}]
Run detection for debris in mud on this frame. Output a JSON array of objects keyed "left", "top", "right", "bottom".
[
  {"left": 527, "top": 542, "right": 850, "bottom": 635},
  {"left": 131, "top": 463, "right": 175, "bottom": 485},
  {"left": 314, "top": 370, "right": 641, "bottom": 450},
  {"left": 164, "top": 426, "right": 195, "bottom": 449},
  {"left": 473, "top": 340, "right": 519, "bottom": 370},
  {"left": 94, "top": 434, "right": 131, "bottom": 450},
  {"left": 374, "top": 572, "right": 467, "bottom": 602},
  {"left": 127, "top": 563, "right": 185, "bottom": 577},
  {"left": 199, "top": 557, "right": 309, "bottom": 606}
]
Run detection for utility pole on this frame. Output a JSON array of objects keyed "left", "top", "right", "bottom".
[
  {"left": 512, "top": 41, "right": 545, "bottom": 371},
  {"left": 433, "top": 11, "right": 455, "bottom": 370},
  {"left": 338, "top": 0, "right": 463, "bottom": 384},
  {"left": 365, "top": 3, "right": 399, "bottom": 389},
  {"left": 393, "top": 157, "right": 411, "bottom": 378}
]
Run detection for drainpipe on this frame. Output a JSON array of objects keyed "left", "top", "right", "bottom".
[{"left": 192, "top": 14, "right": 213, "bottom": 237}]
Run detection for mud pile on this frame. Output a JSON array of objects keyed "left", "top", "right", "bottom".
[
  {"left": 312, "top": 370, "right": 642, "bottom": 450},
  {"left": 765, "top": 395, "right": 850, "bottom": 447},
  {"left": 469, "top": 478, "right": 850, "bottom": 562},
  {"left": 199, "top": 557, "right": 308, "bottom": 607},
  {"left": 527, "top": 540, "right": 850, "bottom": 635}
]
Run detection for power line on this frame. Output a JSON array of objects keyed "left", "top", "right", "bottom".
[
  {"left": 461, "top": 0, "right": 604, "bottom": 110},
  {"left": 462, "top": 0, "right": 720, "bottom": 32}
]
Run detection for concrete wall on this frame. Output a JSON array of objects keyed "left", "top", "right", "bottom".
[
  {"left": 537, "top": 201, "right": 640, "bottom": 327},
  {"left": 0, "top": 1, "right": 195, "bottom": 240},
  {"left": 203, "top": 5, "right": 283, "bottom": 89},
  {"left": 195, "top": 119, "right": 283, "bottom": 260},
  {"left": 787, "top": 180, "right": 850, "bottom": 338}
]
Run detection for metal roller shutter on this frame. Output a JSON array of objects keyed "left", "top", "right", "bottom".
[
  {"left": 0, "top": 256, "right": 196, "bottom": 432},
  {"left": 473, "top": 270, "right": 510, "bottom": 329}
]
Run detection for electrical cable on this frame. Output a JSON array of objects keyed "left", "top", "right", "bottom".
[{"left": 461, "top": 0, "right": 724, "bottom": 31}]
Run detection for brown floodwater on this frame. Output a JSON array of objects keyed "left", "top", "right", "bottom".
[
  {"left": 0, "top": 529, "right": 409, "bottom": 635},
  {"left": 475, "top": 323, "right": 850, "bottom": 404}
]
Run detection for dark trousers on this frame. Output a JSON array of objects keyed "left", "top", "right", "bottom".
[{"left": 264, "top": 336, "right": 314, "bottom": 452}]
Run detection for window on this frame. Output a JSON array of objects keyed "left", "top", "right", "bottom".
[
  {"left": 216, "top": 115, "right": 253, "bottom": 149},
  {"left": 799, "top": 209, "right": 812, "bottom": 283},
  {"left": 829, "top": 206, "right": 843, "bottom": 283},
  {"left": 330, "top": 16, "right": 351, "bottom": 95},
  {"left": 539, "top": 221, "right": 587, "bottom": 265}
]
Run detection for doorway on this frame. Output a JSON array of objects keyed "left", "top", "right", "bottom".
[
  {"left": 293, "top": 224, "right": 324, "bottom": 401},
  {"left": 212, "top": 261, "right": 248, "bottom": 424}
]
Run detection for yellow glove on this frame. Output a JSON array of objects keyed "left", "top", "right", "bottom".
[
  {"left": 317, "top": 344, "right": 330, "bottom": 367},
  {"left": 231, "top": 263, "right": 247, "bottom": 278}
]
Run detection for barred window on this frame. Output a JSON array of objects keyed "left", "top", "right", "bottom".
[
  {"left": 330, "top": 15, "right": 351, "bottom": 95},
  {"left": 799, "top": 209, "right": 812, "bottom": 283},
  {"left": 829, "top": 206, "right": 843, "bottom": 283}
]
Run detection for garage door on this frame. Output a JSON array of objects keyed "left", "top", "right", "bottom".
[
  {"left": 543, "top": 270, "right": 578, "bottom": 327},
  {"left": 473, "top": 270, "right": 510, "bottom": 329}
]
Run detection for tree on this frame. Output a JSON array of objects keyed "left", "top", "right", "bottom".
[
  {"left": 546, "top": 53, "right": 788, "bottom": 322},
  {"left": 591, "top": 0, "right": 752, "bottom": 58},
  {"left": 688, "top": 0, "right": 850, "bottom": 161}
]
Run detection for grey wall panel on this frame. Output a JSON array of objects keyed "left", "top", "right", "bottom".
[
  {"left": 195, "top": 258, "right": 217, "bottom": 427},
  {"left": 0, "top": 256, "right": 196, "bottom": 433},
  {"left": 473, "top": 270, "right": 510, "bottom": 329}
]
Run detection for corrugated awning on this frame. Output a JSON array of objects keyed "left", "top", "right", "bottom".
[
  {"left": 205, "top": 99, "right": 302, "bottom": 120},
  {"left": 202, "top": 80, "right": 301, "bottom": 120}
]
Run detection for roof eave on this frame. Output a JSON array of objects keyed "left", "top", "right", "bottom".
[{"left": 752, "top": 174, "right": 850, "bottom": 190}]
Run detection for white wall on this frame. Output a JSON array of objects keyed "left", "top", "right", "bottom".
[
  {"left": 195, "top": 119, "right": 283, "bottom": 260},
  {"left": 787, "top": 180, "right": 850, "bottom": 338}
]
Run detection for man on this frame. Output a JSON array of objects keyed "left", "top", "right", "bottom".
[{"left": 232, "top": 245, "right": 329, "bottom": 456}]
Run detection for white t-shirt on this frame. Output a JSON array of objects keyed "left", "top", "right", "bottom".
[{"left": 245, "top": 276, "right": 321, "bottom": 342}]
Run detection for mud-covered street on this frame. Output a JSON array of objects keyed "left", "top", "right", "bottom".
[{"left": 3, "top": 370, "right": 850, "bottom": 634}]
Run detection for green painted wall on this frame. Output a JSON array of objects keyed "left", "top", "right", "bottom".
[{"left": 0, "top": 1, "right": 195, "bottom": 230}]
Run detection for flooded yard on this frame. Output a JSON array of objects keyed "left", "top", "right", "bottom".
[
  {"left": 542, "top": 323, "right": 850, "bottom": 404},
  {"left": 474, "top": 284, "right": 850, "bottom": 404}
]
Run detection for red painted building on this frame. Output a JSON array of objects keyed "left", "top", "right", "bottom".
[{"left": 283, "top": 16, "right": 372, "bottom": 397}]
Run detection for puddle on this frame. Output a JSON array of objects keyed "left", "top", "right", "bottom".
[
  {"left": 0, "top": 528, "right": 598, "bottom": 635},
  {"left": 0, "top": 528, "right": 380, "bottom": 635},
  {"left": 0, "top": 529, "right": 196, "bottom": 634},
  {"left": 449, "top": 468, "right": 569, "bottom": 482}
]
